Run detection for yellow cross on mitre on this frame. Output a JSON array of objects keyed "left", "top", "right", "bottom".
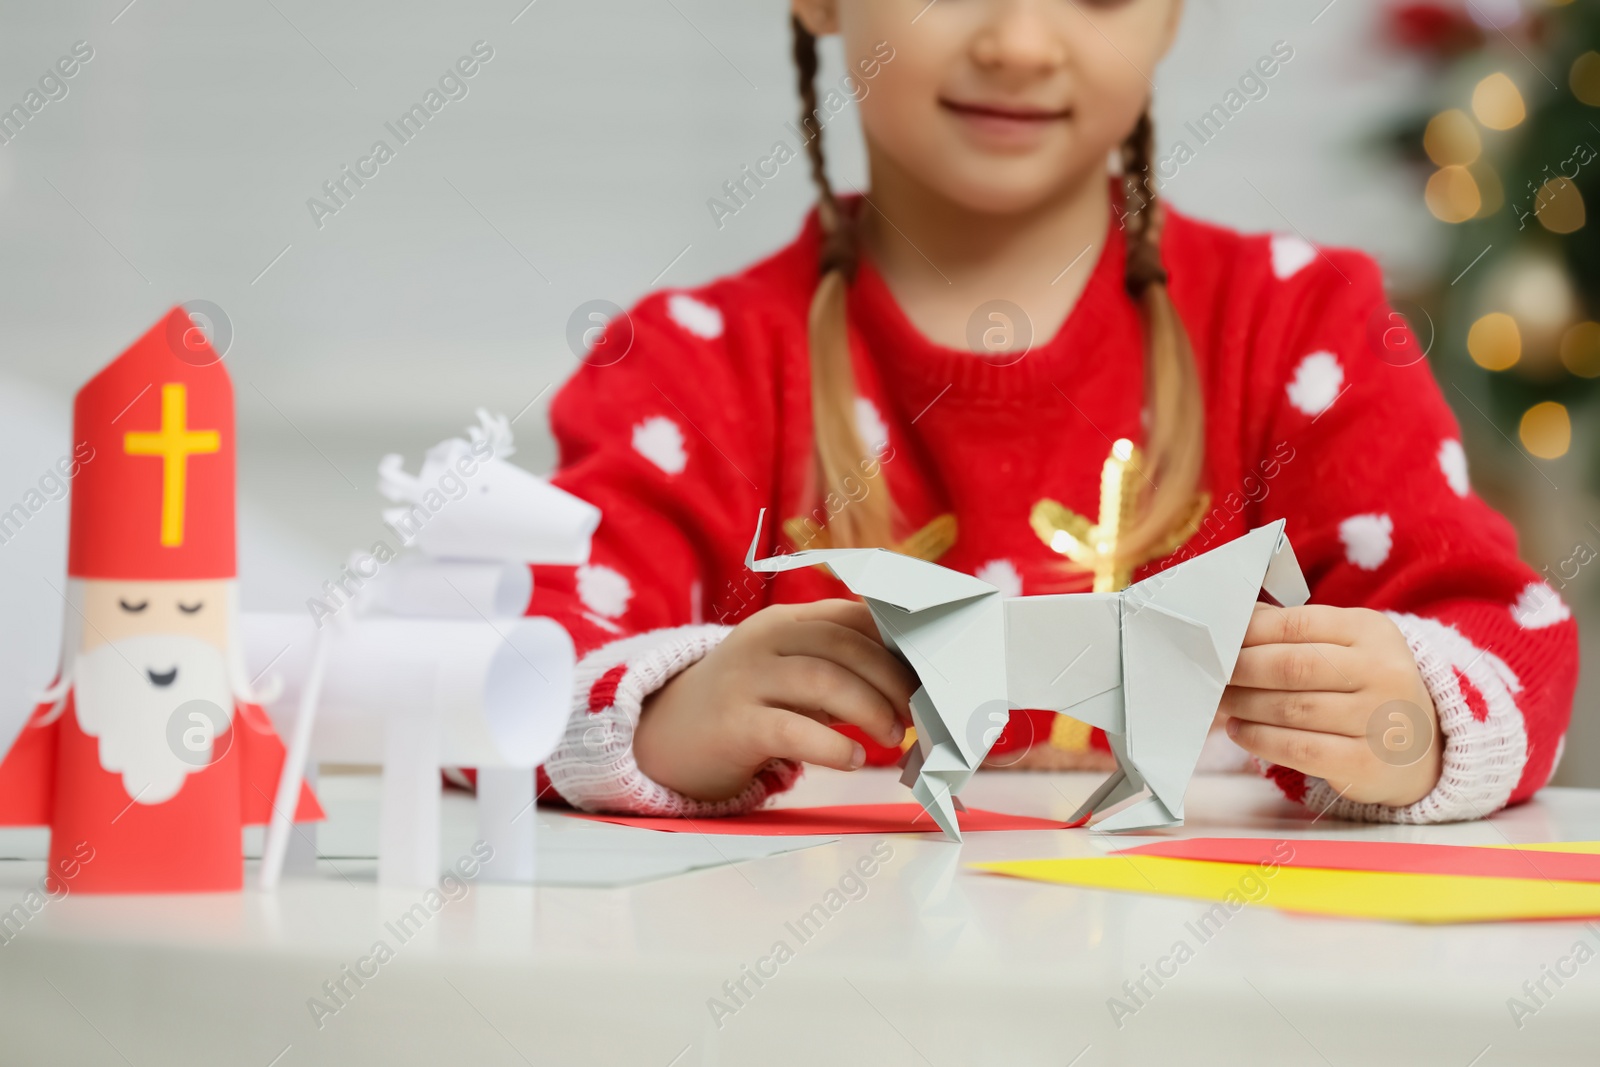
[{"left": 124, "top": 382, "right": 221, "bottom": 547}]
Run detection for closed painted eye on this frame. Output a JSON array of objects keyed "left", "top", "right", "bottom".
[
  {"left": 178, "top": 601, "right": 204, "bottom": 614},
  {"left": 119, "top": 599, "right": 149, "bottom": 613}
]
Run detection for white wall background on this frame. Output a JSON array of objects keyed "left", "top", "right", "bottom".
[{"left": 0, "top": 0, "right": 1442, "bottom": 749}]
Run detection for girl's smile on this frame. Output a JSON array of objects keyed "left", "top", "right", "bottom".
[{"left": 938, "top": 96, "right": 1075, "bottom": 151}]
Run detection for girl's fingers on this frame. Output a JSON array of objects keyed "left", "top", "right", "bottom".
[
  {"left": 1229, "top": 642, "right": 1362, "bottom": 693},
  {"left": 760, "top": 655, "right": 906, "bottom": 749},
  {"left": 791, "top": 599, "right": 884, "bottom": 644},
  {"left": 1242, "top": 603, "right": 1364, "bottom": 648},
  {"left": 747, "top": 706, "right": 866, "bottom": 771},
  {"left": 1224, "top": 717, "right": 1369, "bottom": 782},
  {"left": 1218, "top": 686, "right": 1367, "bottom": 737},
  {"left": 775, "top": 619, "right": 919, "bottom": 719}
]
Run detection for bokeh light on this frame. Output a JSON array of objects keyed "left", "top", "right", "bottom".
[
  {"left": 1561, "top": 322, "right": 1600, "bottom": 378},
  {"left": 1519, "top": 401, "right": 1571, "bottom": 460},
  {"left": 1535, "top": 178, "right": 1587, "bottom": 234},
  {"left": 1503, "top": 254, "right": 1580, "bottom": 348},
  {"left": 1426, "top": 165, "right": 1482, "bottom": 222},
  {"left": 1472, "top": 72, "right": 1526, "bottom": 130},
  {"left": 1572, "top": 50, "right": 1600, "bottom": 107},
  {"left": 1468, "top": 312, "right": 1521, "bottom": 370},
  {"left": 1424, "top": 109, "right": 1482, "bottom": 166}
]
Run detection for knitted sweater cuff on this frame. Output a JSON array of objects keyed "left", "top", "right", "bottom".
[
  {"left": 1290, "top": 610, "right": 1527, "bottom": 825},
  {"left": 542, "top": 624, "right": 803, "bottom": 816}
]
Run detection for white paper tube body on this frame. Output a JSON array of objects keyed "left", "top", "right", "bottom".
[
  {"left": 364, "top": 557, "right": 533, "bottom": 619},
  {"left": 243, "top": 613, "right": 574, "bottom": 768}
]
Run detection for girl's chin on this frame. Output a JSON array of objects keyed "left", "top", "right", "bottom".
[{"left": 919, "top": 168, "right": 1100, "bottom": 217}]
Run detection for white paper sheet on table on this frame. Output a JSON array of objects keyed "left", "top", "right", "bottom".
[{"left": 534, "top": 816, "right": 837, "bottom": 887}]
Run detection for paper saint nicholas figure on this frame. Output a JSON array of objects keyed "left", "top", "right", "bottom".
[{"left": 0, "top": 307, "right": 322, "bottom": 893}]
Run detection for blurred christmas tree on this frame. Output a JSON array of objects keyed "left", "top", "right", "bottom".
[{"left": 1382, "top": 0, "right": 1599, "bottom": 484}]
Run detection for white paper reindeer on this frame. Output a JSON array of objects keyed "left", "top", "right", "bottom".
[
  {"left": 747, "top": 510, "right": 1309, "bottom": 838},
  {"left": 257, "top": 412, "right": 600, "bottom": 888}
]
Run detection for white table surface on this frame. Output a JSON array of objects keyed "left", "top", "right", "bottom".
[{"left": 1, "top": 768, "right": 1597, "bottom": 1067}]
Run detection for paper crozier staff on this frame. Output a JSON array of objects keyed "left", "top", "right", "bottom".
[{"left": 0, "top": 308, "right": 322, "bottom": 893}]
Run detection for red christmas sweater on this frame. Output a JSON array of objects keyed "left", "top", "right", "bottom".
[{"left": 528, "top": 200, "right": 1577, "bottom": 825}]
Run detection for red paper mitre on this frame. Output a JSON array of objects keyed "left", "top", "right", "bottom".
[{"left": 69, "top": 307, "right": 236, "bottom": 580}]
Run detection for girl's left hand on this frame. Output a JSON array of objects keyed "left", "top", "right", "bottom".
[{"left": 1219, "top": 603, "right": 1442, "bottom": 808}]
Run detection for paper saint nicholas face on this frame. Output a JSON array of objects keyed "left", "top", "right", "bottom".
[{"left": 74, "top": 578, "right": 235, "bottom": 803}]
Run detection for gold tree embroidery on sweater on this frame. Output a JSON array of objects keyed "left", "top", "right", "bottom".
[
  {"left": 1030, "top": 439, "right": 1209, "bottom": 593},
  {"left": 1030, "top": 438, "right": 1209, "bottom": 753}
]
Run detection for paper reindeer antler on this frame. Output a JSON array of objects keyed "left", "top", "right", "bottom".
[{"left": 746, "top": 510, "right": 1308, "bottom": 839}]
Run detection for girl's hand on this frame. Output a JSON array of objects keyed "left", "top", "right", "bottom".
[
  {"left": 1220, "top": 604, "right": 1442, "bottom": 808},
  {"left": 633, "top": 600, "right": 917, "bottom": 802}
]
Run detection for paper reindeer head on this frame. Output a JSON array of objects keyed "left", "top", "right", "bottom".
[
  {"left": 0, "top": 307, "right": 321, "bottom": 893},
  {"left": 378, "top": 409, "right": 599, "bottom": 566},
  {"left": 747, "top": 511, "right": 1308, "bottom": 839}
]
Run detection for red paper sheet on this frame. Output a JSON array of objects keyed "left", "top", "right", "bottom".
[
  {"left": 574, "top": 803, "right": 1074, "bottom": 836},
  {"left": 1115, "top": 837, "right": 1600, "bottom": 883}
]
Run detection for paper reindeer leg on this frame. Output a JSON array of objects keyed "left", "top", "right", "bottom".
[
  {"left": 747, "top": 511, "right": 1308, "bottom": 838},
  {"left": 0, "top": 307, "right": 322, "bottom": 893}
]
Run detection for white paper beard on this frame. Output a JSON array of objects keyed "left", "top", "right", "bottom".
[{"left": 74, "top": 634, "right": 234, "bottom": 805}]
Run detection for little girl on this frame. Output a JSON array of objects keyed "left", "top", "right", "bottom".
[{"left": 527, "top": 0, "right": 1575, "bottom": 825}]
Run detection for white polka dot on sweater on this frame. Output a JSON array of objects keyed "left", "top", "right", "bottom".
[
  {"left": 1339, "top": 513, "right": 1393, "bottom": 570},
  {"left": 854, "top": 397, "right": 889, "bottom": 456},
  {"left": 1438, "top": 438, "right": 1470, "bottom": 497},
  {"left": 577, "top": 564, "right": 633, "bottom": 619},
  {"left": 1286, "top": 351, "right": 1344, "bottom": 417},
  {"left": 1271, "top": 234, "right": 1318, "bottom": 280},
  {"left": 975, "top": 559, "right": 1023, "bottom": 597},
  {"left": 1511, "top": 582, "right": 1571, "bottom": 629},
  {"left": 666, "top": 293, "right": 724, "bottom": 339},
  {"left": 632, "top": 415, "right": 687, "bottom": 474}
]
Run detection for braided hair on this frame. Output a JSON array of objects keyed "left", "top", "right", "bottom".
[
  {"left": 791, "top": 18, "right": 1204, "bottom": 561},
  {"left": 792, "top": 16, "right": 886, "bottom": 549},
  {"left": 1115, "top": 110, "right": 1206, "bottom": 563}
]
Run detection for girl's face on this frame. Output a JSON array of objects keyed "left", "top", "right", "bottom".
[{"left": 801, "top": 0, "right": 1183, "bottom": 214}]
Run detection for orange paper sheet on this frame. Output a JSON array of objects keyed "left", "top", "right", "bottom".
[
  {"left": 1114, "top": 837, "right": 1600, "bottom": 883},
  {"left": 574, "top": 803, "right": 1072, "bottom": 836}
]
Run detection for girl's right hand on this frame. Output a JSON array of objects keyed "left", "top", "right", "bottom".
[{"left": 633, "top": 600, "right": 917, "bottom": 802}]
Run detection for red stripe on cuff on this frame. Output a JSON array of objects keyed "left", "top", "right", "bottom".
[
  {"left": 1265, "top": 763, "right": 1309, "bottom": 804},
  {"left": 1454, "top": 667, "right": 1490, "bottom": 723},
  {"left": 588, "top": 663, "right": 630, "bottom": 714}
]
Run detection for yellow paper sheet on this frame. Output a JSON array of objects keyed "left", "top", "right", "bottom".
[
  {"left": 1491, "top": 841, "right": 1600, "bottom": 855},
  {"left": 971, "top": 854, "right": 1600, "bottom": 924}
]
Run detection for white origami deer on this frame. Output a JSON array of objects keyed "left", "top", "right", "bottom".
[{"left": 747, "top": 511, "right": 1309, "bottom": 838}]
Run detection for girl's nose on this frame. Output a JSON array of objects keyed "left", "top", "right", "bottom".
[{"left": 969, "top": 0, "right": 1071, "bottom": 76}]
